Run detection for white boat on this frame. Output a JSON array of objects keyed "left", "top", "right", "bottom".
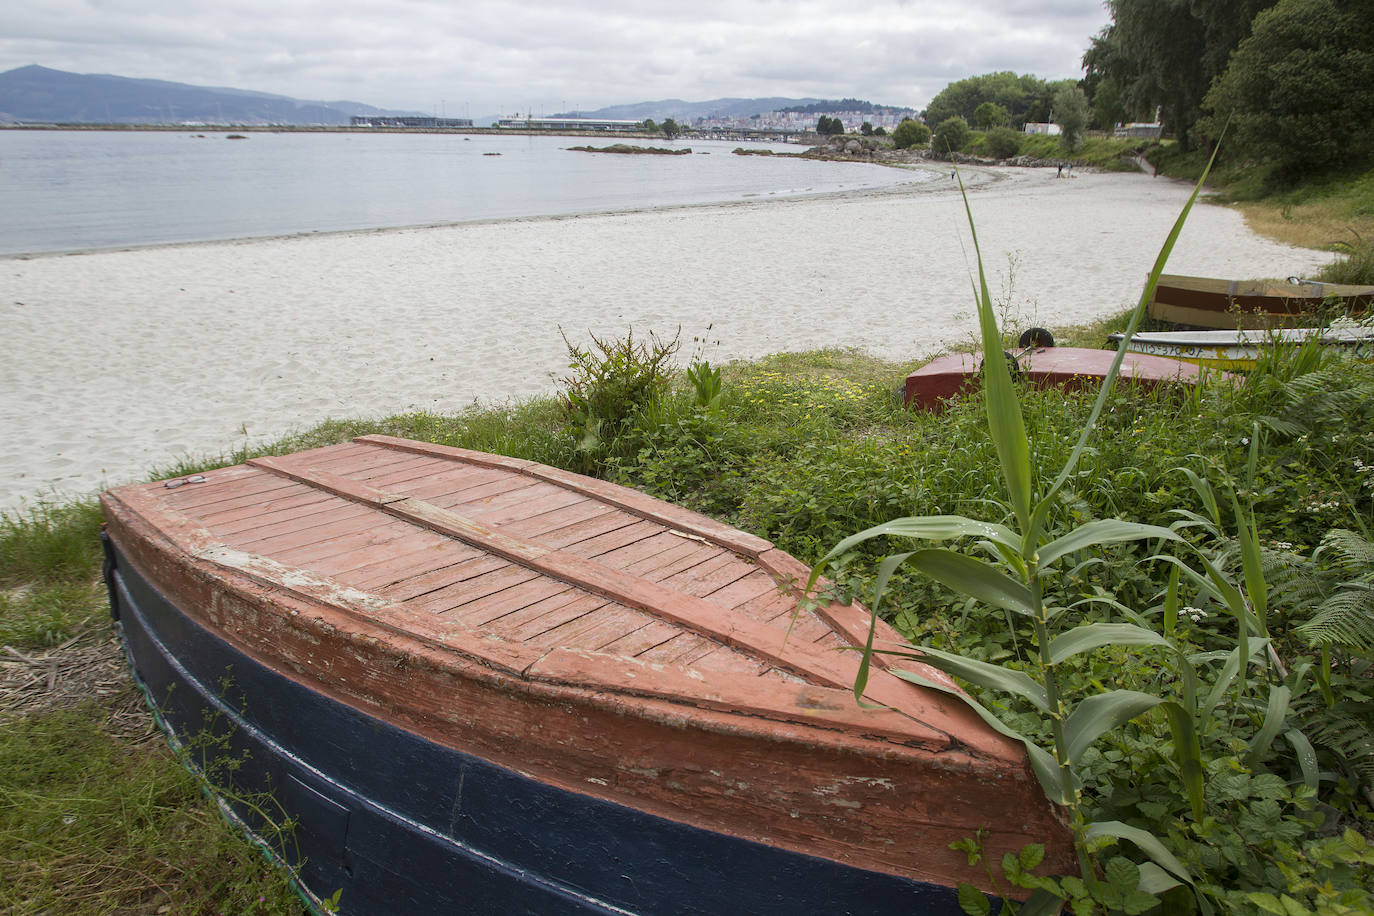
[{"left": 1108, "top": 325, "right": 1374, "bottom": 370}]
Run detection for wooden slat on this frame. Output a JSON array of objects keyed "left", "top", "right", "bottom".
[
  {"left": 496, "top": 593, "right": 610, "bottom": 643},
  {"left": 378, "top": 554, "right": 512, "bottom": 602},
  {"left": 162, "top": 470, "right": 296, "bottom": 512},
  {"left": 469, "top": 487, "right": 589, "bottom": 528},
  {"left": 447, "top": 482, "right": 580, "bottom": 524},
  {"left": 196, "top": 487, "right": 336, "bottom": 532},
  {"left": 633, "top": 631, "right": 713, "bottom": 664},
  {"left": 634, "top": 543, "right": 722, "bottom": 583},
  {"left": 309, "top": 532, "right": 458, "bottom": 579},
  {"left": 100, "top": 485, "right": 544, "bottom": 677},
  {"left": 341, "top": 542, "right": 486, "bottom": 591},
  {"left": 589, "top": 530, "right": 691, "bottom": 571},
  {"left": 658, "top": 552, "right": 752, "bottom": 596},
  {"left": 154, "top": 463, "right": 260, "bottom": 502},
  {"left": 521, "top": 509, "right": 641, "bottom": 550},
  {"left": 357, "top": 434, "right": 773, "bottom": 556},
  {"left": 288, "top": 443, "right": 420, "bottom": 476},
  {"left": 385, "top": 465, "right": 513, "bottom": 503},
  {"left": 348, "top": 456, "right": 458, "bottom": 488},
  {"left": 246, "top": 456, "right": 894, "bottom": 695},
  {"left": 526, "top": 648, "right": 963, "bottom": 747},
  {"left": 598, "top": 620, "right": 680, "bottom": 657},
  {"left": 521, "top": 606, "right": 646, "bottom": 651},
  {"left": 449, "top": 578, "right": 577, "bottom": 628},
  {"left": 435, "top": 476, "right": 543, "bottom": 512},
  {"left": 271, "top": 523, "right": 415, "bottom": 569},
  {"left": 498, "top": 499, "right": 618, "bottom": 540},
  {"left": 676, "top": 644, "right": 774, "bottom": 678},
  {"left": 560, "top": 519, "right": 664, "bottom": 560},
  {"left": 229, "top": 503, "right": 377, "bottom": 551},
  {"left": 406, "top": 566, "right": 543, "bottom": 615},
  {"left": 701, "top": 569, "right": 780, "bottom": 611}
]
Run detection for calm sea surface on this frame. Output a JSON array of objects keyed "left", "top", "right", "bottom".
[{"left": 0, "top": 130, "right": 928, "bottom": 255}]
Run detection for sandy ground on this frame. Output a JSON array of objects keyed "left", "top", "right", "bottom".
[{"left": 0, "top": 164, "right": 1335, "bottom": 513}]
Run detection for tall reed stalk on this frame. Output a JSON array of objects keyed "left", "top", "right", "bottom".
[{"left": 808, "top": 148, "right": 1229, "bottom": 913}]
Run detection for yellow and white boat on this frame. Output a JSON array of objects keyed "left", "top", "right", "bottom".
[{"left": 1148, "top": 274, "right": 1374, "bottom": 329}]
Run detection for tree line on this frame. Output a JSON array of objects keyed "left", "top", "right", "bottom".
[{"left": 1085, "top": 0, "right": 1373, "bottom": 180}]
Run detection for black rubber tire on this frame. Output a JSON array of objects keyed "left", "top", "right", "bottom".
[
  {"left": 979, "top": 351, "right": 1023, "bottom": 383},
  {"left": 1017, "top": 327, "right": 1055, "bottom": 349}
]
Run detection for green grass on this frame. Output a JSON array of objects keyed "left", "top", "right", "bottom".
[
  {"left": 0, "top": 500, "right": 105, "bottom": 587},
  {"left": 3, "top": 320, "right": 1372, "bottom": 911},
  {"left": 1014, "top": 133, "right": 1152, "bottom": 169},
  {"left": 0, "top": 702, "right": 303, "bottom": 914}
]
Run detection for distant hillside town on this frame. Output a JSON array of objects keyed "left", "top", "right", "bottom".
[{"left": 690, "top": 107, "right": 916, "bottom": 133}]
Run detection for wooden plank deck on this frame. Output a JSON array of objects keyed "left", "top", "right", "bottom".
[{"left": 149, "top": 439, "right": 914, "bottom": 700}]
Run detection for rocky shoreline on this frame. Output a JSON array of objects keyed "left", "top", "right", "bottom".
[{"left": 568, "top": 143, "right": 691, "bottom": 155}]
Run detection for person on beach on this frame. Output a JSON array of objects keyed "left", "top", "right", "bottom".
[{"left": 1057, "top": 164, "right": 1063, "bottom": 178}]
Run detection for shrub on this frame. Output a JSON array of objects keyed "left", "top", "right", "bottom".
[
  {"left": 983, "top": 126, "right": 1023, "bottom": 160},
  {"left": 558, "top": 327, "right": 680, "bottom": 471},
  {"left": 932, "top": 116, "right": 971, "bottom": 156},
  {"left": 890, "top": 118, "right": 930, "bottom": 149}
]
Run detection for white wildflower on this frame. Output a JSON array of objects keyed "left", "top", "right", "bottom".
[{"left": 1181, "top": 606, "right": 1208, "bottom": 623}]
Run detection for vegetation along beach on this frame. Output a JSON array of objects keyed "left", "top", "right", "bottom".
[{"left": 4, "top": 0, "right": 1374, "bottom": 911}]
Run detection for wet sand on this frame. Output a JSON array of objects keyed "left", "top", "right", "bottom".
[{"left": 0, "top": 164, "right": 1334, "bottom": 512}]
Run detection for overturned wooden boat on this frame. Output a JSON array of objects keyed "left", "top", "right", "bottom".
[
  {"left": 100, "top": 434, "right": 1072, "bottom": 914},
  {"left": 904, "top": 345, "right": 1213, "bottom": 411},
  {"left": 1148, "top": 273, "right": 1374, "bottom": 330},
  {"left": 1109, "top": 324, "right": 1374, "bottom": 370}
]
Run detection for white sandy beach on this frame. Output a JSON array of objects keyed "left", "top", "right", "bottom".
[{"left": 0, "top": 164, "right": 1335, "bottom": 512}]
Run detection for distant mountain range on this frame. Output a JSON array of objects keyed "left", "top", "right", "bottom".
[
  {"left": 0, "top": 65, "right": 907, "bottom": 127},
  {"left": 0, "top": 65, "right": 425, "bottom": 126}
]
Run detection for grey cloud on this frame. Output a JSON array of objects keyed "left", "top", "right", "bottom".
[{"left": 0, "top": 0, "right": 1110, "bottom": 113}]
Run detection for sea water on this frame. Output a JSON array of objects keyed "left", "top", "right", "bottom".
[{"left": 0, "top": 130, "right": 928, "bottom": 255}]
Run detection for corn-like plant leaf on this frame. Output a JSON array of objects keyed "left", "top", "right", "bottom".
[
  {"left": 1151, "top": 553, "right": 1258, "bottom": 635},
  {"left": 1065, "top": 595, "right": 1148, "bottom": 625},
  {"left": 1175, "top": 467, "right": 1222, "bottom": 529},
  {"left": 1283, "top": 727, "right": 1319, "bottom": 791},
  {"left": 807, "top": 515, "right": 1020, "bottom": 590},
  {"left": 890, "top": 667, "right": 1068, "bottom": 804},
  {"left": 1200, "top": 639, "right": 1270, "bottom": 723},
  {"left": 1160, "top": 699, "right": 1206, "bottom": 822},
  {"left": 1037, "top": 520, "right": 1180, "bottom": 568},
  {"left": 851, "top": 551, "right": 914, "bottom": 701},
  {"left": 1137, "top": 862, "right": 1183, "bottom": 896},
  {"left": 956, "top": 174, "right": 1034, "bottom": 534},
  {"left": 1064, "top": 690, "right": 1163, "bottom": 762},
  {"left": 903, "top": 548, "right": 1036, "bottom": 617},
  {"left": 1230, "top": 488, "right": 1269, "bottom": 636},
  {"left": 1048, "top": 622, "right": 1173, "bottom": 666},
  {"left": 1031, "top": 139, "right": 1224, "bottom": 543},
  {"left": 1085, "top": 820, "right": 1195, "bottom": 887},
  {"left": 900, "top": 644, "right": 1050, "bottom": 712},
  {"left": 1245, "top": 684, "right": 1290, "bottom": 768},
  {"left": 1164, "top": 562, "right": 1181, "bottom": 638}
]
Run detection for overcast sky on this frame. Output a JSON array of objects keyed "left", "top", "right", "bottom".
[{"left": 1, "top": 0, "right": 1111, "bottom": 116}]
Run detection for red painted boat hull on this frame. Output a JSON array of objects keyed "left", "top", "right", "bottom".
[{"left": 904, "top": 346, "right": 1212, "bottom": 410}]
